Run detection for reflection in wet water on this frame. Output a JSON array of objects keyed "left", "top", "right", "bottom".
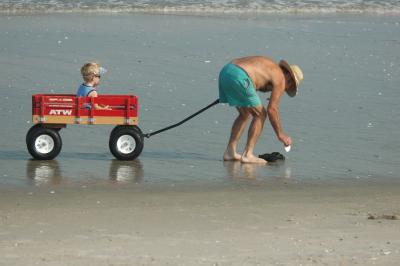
[
  {"left": 223, "top": 161, "right": 292, "bottom": 181},
  {"left": 26, "top": 160, "right": 62, "bottom": 186},
  {"left": 26, "top": 159, "right": 144, "bottom": 186},
  {"left": 109, "top": 159, "right": 144, "bottom": 184},
  {"left": 223, "top": 161, "right": 252, "bottom": 180}
]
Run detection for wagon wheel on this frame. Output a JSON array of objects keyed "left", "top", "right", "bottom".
[
  {"left": 26, "top": 126, "right": 63, "bottom": 160},
  {"left": 26, "top": 124, "right": 62, "bottom": 145},
  {"left": 109, "top": 126, "right": 144, "bottom": 160},
  {"left": 110, "top": 125, "right": 143, "bottom": 138}
]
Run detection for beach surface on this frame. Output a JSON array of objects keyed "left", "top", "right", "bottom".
[
  {"left": 1, "top": 178, "right": 400, "bottom": 265},
  {"left": 0, "top": 12, "right": 400, "bottom": 265}
]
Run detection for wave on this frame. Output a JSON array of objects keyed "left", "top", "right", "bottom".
[{"left": 1, "top": 1, "right": 400, "bottom": 15}]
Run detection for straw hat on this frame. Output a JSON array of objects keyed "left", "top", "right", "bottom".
[{"left": 279, "top": 60, "right": 304, "bottom": 97}]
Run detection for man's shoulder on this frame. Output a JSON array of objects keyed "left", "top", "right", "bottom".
[
  {"left": 246, "top": 56, "right": 276, "bottom": 64},
  {"left": 233, "top": 56, "right": 279, "bottom": 73},
  {"left": 258, "top": 56, "right": 279, "bottom": 67}
]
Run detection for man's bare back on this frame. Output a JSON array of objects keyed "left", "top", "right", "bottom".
[{"left": 232, "top": 56, "right": 285, "bottom": 94}]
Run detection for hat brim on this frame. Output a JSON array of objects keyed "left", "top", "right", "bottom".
[
  {"left": 99, "top": 67, "right": 107, "bottom": 75},
  {"left": 279, "top": 60, "right": 298, "bottom": 97}
]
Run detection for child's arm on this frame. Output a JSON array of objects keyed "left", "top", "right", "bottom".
[
  {"left": 94, "top": 103, "right": 111, "bottom": 110},
  {"left": 88, "top": 91, "right": 112, "bottom": 110}
]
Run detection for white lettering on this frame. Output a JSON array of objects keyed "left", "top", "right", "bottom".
[
  {"left": 48, "top": 98, "right": 73, "bottom": 102},
  {"left": 49, "top": 109, "right": 73, "bottom": 115}
]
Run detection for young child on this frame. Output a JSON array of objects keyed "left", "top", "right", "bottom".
[{"left": 77, "top": 62, "right": 111, "bottom": 110}]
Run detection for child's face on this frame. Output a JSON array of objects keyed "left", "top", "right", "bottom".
[{"left": 93, "top": 74, "right": 101, "bottom": 87}]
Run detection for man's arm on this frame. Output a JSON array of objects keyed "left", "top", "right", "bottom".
[{"left": 267, "top": 80, "right": 292, "bottom": 146}]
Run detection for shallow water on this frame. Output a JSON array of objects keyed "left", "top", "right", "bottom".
[{"left": 0, "top": 13, "right": 399, "bottom": 188}]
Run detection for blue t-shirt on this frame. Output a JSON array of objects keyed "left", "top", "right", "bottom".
[
  {"left": 76, "top": 84, "right": 96, "bottom": 109},
  {"left": 76, "top": 84, "right": 96, "bottom": 97}
]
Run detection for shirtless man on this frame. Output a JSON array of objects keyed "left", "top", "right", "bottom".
[{"left": 218, "top": 56, "right": 303, "bottom": 164}]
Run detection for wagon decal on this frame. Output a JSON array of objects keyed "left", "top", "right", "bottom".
[{"left": 49, "top": 109, "right": 73, "bottom": 115}]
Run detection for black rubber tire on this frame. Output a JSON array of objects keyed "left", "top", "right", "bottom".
[
  {"left": 26, "top": 127, "right": 62, "bottom": 160},
  {"left": 110, "top": 125, "right": 144, "bottom": 147},
  {"left": 26, "top": 124, "right": 62, "bottom": 145},
  {"left": 110, "top": 125, "right": 143, "bottom": 139},
  {"left": 26, "top": 124, "right": 44, "bottom": 145},
  {"left": 109, "top": 126, "right": 144, "bottom": 160}
]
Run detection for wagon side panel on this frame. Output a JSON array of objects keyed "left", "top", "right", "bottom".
[
  {"left": 32, "top": 94, "right": 76, "bottom": 124},
  {"left": 32, "top": 94, "right": 139, "bottom": 126}
]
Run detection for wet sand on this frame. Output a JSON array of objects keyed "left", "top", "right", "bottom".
[
  {"left": 1, "top": 12, "right": 400, "bottom": 265},
  {"left": 1, "top": 177, "right": 400, "bottom": 265}
]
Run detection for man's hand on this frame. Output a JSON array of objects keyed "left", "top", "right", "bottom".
[{"left": 278, "top": 133, "right": 292, "bottom": 147}]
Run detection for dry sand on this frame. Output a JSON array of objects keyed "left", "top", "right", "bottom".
[{"left": 1, "top": 178, "right": 399, "bottom": 266}]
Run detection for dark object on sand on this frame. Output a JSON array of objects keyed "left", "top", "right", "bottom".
[
  {"left": 259, "top": 152, "right": 285, "bottom": 162},
  {"left": 367, "top": 213, "right": 399, "bottom": 220}
]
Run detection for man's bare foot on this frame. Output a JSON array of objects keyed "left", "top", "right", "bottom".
[
  {"left": 223, "top": 149, "right": 241, "bottom": 161},
  {"left": 241, "top": 154, "right": 267, "bottom": 164}
]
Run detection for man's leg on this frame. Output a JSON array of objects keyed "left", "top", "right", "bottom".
[
  {"left": 223, "top": 107, "right": 250, "bottom": 161},
  {"left": 241, "top": 105, "right": 267, "bottom": 164}
]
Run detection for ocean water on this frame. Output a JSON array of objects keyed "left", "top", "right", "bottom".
[
  {"left": 0, "top": 12, "right": 399, "bottom": 188},
  {"left": 1, "top": 0, "right": 400, "bottom": 14}
]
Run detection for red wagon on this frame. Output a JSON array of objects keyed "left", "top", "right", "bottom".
[{"left": 26, "top": 94, "right": 144, "bottom": 160}]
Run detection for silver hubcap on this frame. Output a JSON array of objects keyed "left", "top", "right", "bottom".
[
  {"left": 117, "top": 135, "right": 136, "bottom": 154},
  {"left": 35, "top": 135, "right": 55, "bottom": 154}
]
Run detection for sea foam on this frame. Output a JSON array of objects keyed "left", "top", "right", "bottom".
[{"left": 1, "top": 0, "right": 400, "bottom": 14}]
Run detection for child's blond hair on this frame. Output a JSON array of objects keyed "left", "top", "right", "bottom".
[{"left": 81, "top": 62, "right": 100, "bottom": 82}]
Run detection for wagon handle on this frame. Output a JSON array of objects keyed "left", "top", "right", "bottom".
[{"left": 143, "top": 99, "right": 219, "bottom": 138}]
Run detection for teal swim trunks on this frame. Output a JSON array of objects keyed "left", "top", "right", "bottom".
[{"left": 219, "top": 63, "right": 261, "bottom": 107}]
